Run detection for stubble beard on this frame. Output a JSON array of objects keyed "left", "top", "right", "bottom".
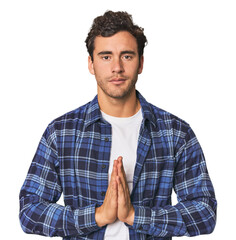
[{"left": 97, "top": 75, "right": 138, "bottom": 100}]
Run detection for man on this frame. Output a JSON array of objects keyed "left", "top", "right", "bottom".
[{"left": 19, "top": 11, "right": 217, "bottom": 240}]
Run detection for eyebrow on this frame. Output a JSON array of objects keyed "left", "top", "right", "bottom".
[
  {"left": 97, "top": 51, "right": 112, "bottom": 56},
  {"left": 97, "top": 50, "right": 136, "bottom": 56}
]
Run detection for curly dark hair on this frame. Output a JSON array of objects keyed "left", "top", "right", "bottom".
[{"left": 85, "top": 11, "right": 147, "bottom": 61}]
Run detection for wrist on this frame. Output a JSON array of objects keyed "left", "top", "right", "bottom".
[
  {"left": 95, "top": 206, "right": 106, "bottom": 227},
  {"left": 95, "top": 205, "right": 117, "bottom": 227},
  {"left": 124, "top": 206, "right": 135, "bottom": 226}
]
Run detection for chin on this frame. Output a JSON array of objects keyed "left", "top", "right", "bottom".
[{"left": 107, "top": 89, "right": 134, "bottom": 99}]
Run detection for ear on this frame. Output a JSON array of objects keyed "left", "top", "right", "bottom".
[
  {"left": 138, "top": 55, "right": 144, "bottom": 74},
  {"left": 88, "top": 56, "right": 95, "bottom": 75}
]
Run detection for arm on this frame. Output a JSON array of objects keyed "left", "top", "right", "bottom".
[
  {"left": 19, "top": 126, "right": 100, "bottom": 237},
  {"left": 131, "top": 127, "right": 217, "bottom": 237}
]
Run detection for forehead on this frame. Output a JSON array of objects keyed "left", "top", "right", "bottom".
[{"left": 94, "top": 31, "right": 138, "bottom": 53}]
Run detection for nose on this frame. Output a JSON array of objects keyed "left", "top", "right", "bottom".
[{"left": 112, "top": 57, "right": 124, "bottom": 73}]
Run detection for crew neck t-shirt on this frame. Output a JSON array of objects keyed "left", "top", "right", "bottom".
[{"left": 101, "top": 109, "right": 143, "bottom": 240}]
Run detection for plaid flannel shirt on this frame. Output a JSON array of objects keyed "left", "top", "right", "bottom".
[{"left": 19, "top": 91, "right": 217, "bottom": 239}]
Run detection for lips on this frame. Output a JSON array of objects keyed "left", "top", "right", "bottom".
[{"left": 109, "top": 78, "right": 127, "bottom": 85}]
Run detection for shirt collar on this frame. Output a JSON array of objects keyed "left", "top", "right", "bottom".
[
  {"left": 137, "top": 90, "right": 157, "bottom": 128},
  {"left": 84, "top": 95, "right": 102, "bottom": 127},
  {"left": 85, "top": 90, "right": 157, "bottom": 128}
]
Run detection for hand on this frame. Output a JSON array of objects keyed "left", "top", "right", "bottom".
[
  {"left": 95, "top": 160, "right": 118, "bottom": 227},
  {"left": 95, "top": 157, "right": 135, "bottom": 227},
  {"left": 116, "top": 157, "right": 135, "bottom": 225}
]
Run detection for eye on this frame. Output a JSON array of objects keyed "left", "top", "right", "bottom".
[
  {"left": 123, "top": 55, "right": 132, "bottom": 60},
  {"left": 102, "top": 56, "right": 111, "bottom": 61}
]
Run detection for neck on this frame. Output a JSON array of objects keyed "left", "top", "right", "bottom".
[{"left": 98, "top": 89, "right": 140, "bottom": 117}]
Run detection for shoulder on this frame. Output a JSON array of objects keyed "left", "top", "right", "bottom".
[
  {"left": 148, "top": 102, "right": 190, "bottom": 132},
  {"left": 153, "top": 104, "right": 188, "bottom": 126},
  {"left": 148, "top": 103, "right": 197, "bottom": 155},
  {"left": 147, "top": 102, "right": 196, "bottom": 146},
  {"left": 138, "top": 91, "right": 190, "bottom": 135}
]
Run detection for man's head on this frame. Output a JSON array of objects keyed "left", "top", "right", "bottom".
[
  {"left": 86, "top": 11, "right": 147, "bottom": 101},
  {"left": 85, "top": 11, "right": 147, "bottom": 62}
]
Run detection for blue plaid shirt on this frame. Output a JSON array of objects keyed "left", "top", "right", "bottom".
[{"left": 19, "top": 91, "right": 217, "bottom": 239}]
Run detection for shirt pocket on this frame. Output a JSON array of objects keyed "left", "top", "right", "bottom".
[{"left": 139, "top": 157, "right": 174, "bottom": 206}]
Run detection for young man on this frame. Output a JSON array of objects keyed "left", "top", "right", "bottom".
[{"left": 19, "top": 11, "right": 217, "bottom": 240}]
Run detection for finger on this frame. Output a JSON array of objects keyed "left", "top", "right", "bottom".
[
  {"left": 117, "top": 157, "right": 123, "bottom": 174},
  {"left": 107, "top": 160, "right": 118, "bottom": 196},
  {"left": 105, "top": 175, "right": 118, "bottom": 207},
  {"left": 117, "top": 158, "right": 128, "bottom": 188},
  {"left": 111, "top": 160, "right": 118, "bottom": 181},
  {"left": 117, "top": 176, "right": 125, "bottom": 204},
  {"left": 112, "top": 178, "right": 118, "bottom": 198},
  {"left": 118, "top": 157, "right": 126, "bottom": 177}
]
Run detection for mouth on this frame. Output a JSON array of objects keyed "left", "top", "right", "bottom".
[{"left": 109, "top": 78, "right": 127, "bottom": 85}]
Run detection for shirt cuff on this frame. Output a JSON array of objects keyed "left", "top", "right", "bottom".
[
  {"left": 74, "top": 203, "right": 101, "bottom": 235},
  {"left": 131, "top": 204, "right": 187, "bottom": 237},
  {"left": 129, "top": 205, "right": 152, "bottom": 234}
]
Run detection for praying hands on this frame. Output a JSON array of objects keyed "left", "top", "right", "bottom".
[{"left": 95, "top": 156, "right": 135, "bottom": 227}]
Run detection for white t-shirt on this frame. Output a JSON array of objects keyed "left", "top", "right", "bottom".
[{"left": 101, "top": 109, "right": 143, "bottom": 240}]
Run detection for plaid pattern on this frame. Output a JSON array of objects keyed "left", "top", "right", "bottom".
[{"left": 19, "top": 91, "right": 217, "bottom": 239}]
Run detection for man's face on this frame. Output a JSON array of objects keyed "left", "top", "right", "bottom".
[{"left": 88, "top": 31, "right": 143, "bottom": 100}]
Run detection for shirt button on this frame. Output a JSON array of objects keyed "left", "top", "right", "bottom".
[
  {"left": 138, "top": 226, "right": 143, "bottom": 231},
  {"left": 102, "top": 164, "right": 106, "bottom": 169},
  {"left": 105, "top": 137, "right": 109, "bottom": 142},
  {"left": 101, "top": 191, "right": 106, "bottom": 197}
]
